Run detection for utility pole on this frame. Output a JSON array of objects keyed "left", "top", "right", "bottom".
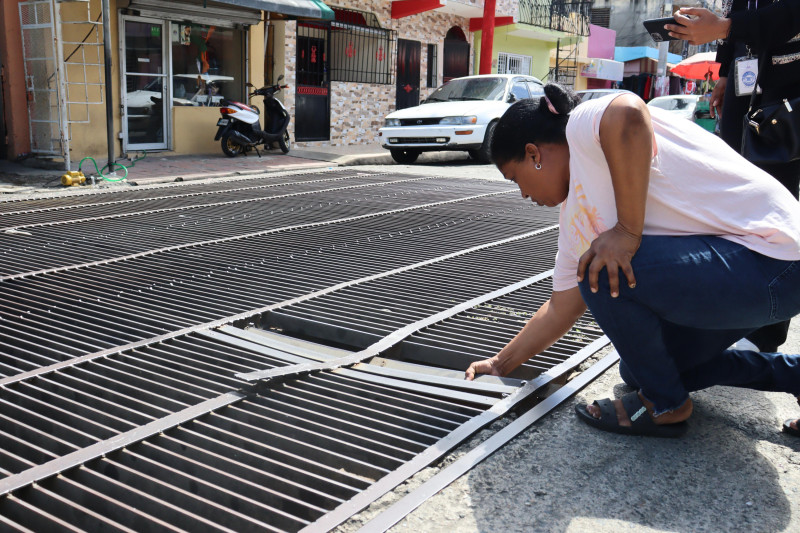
[
  {"left": 656, "top": 1, "right": 673, "bottom": 79},
  {"left": 479, "top": 0, "right": 496, "bottom": 74}
]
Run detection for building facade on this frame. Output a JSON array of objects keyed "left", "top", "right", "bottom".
[{"left": 0, "top": 0, "right": 591, "bottom": 167}]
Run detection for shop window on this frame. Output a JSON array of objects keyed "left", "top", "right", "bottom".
[
  {"left": 329, "top": 7, "right": 396, "bottom": 85},
  {"left": 427, "top": 43, "right": 438, "bottom": 88},
  {"left": 169, "top": 23, "right": 245, "bottom": 106},
  {"left": 497, "top": 52, "right": 532, "bottom": 75}
]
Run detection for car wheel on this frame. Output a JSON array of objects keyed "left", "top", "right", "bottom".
[
  {"left": 279, "top": 131, "right": 290, "bottom": 154},
  {"left": 476, "top": 121, "right": 497, "bottom": 164},
  {"left": 221, "top": 134, "right": 243, "bottom": 157},
  {"left": 390, "top": 149, "right": 420, "bottom": 164}
]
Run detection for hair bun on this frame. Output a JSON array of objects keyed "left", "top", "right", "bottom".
[{"left": 543, "top": 83, "right": 580, "bottom": 115}]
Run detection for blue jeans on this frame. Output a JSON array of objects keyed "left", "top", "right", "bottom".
[{"left": 578, "top": 235, "right": 800, "bottom": 416}]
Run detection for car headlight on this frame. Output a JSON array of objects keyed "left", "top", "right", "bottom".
[
  {"left": 439, "top": 116, "right": 478, "bottom": 125},
  {"left": 384, "top": 118, "right": 401, "bottom": 127}
]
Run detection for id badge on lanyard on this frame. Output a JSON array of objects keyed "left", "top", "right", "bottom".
[
  {"left": 734, "top": 52, "right": 758, "bottom": 96},
  {"left": 734, "top": 0, "right": 761, "bottom": 96}
]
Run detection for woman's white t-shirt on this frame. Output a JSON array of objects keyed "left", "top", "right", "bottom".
[{"left": 552, "top": 93, "right": 800, "bottom": 292}]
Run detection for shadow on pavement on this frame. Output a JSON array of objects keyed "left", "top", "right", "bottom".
[{"left": 461, "top": 379, "right": 795, "bottom": 533}]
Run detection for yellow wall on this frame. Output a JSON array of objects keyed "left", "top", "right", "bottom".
[
  {"left": 172, "top": 106, "right": 225, "bottom": 153},
  {"left": 60, "top": 0, "right": 122, "bottom": 163},
  {"left": 473, "top": 25, "right": 570, "bottom": 82},
  {"left": 62, "top": 1, "right": 264, "bottom": 160}
]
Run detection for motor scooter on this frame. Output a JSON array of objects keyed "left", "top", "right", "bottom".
[{"left": 214, "top": 75, "right": 290, "bottom": 157}]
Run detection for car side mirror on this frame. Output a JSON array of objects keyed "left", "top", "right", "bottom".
[{"left": 507, "top": 93, "right": 517, "bottom": 103}]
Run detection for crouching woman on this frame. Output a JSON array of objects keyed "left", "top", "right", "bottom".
[{"left": 465, "top": 84, "right": 800, "bottom": 438}]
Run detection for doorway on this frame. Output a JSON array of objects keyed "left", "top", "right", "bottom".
[
  {"left": 396, "top": 39, "right": 420, "bottom": 111},
  {"left": 443, "top": 26, "right": 469, "bottom": 83},
  {"left": 295, "top": 21, "right": 330, "bottom": 142},
  {"left": 121, "top": 16, "right": 169, "bottom": 151}
]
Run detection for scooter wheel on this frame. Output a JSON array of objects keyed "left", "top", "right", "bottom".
[
  {"left": 221, "top": 134, "right": 243, "bottom": 157},
  {"left": 279, "top": 131, "right": 290, "bottom": 154}
]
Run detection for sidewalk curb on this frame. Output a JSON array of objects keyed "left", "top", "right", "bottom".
[{"left": 126, "top": 160, "right": 335, "bottom": 187}]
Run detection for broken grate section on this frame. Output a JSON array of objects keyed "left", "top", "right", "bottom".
[
  {"left": 266, "top": 231, "right": 561, "bottom": 353},
  {"left": 0, "top": 330, "right": 502, "bottom": 532},
  {"left": 399, "top": 278, "right": 605, "bottom": 380},
  {"left": 0, "top": 201, "right": 557, "bottom": 378},
  {"left": 0, "top": 269, "right": 606, "bottom": 532}
]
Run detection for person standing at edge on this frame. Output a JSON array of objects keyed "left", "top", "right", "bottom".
[
  {"left": 465, "top": 84, "right": 800, "bottom": 438},
  {"left": 665, "top": 4, "right": 800, "bottom": 355}
]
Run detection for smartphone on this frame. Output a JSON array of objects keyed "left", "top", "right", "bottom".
[{"left": 643, "top": 17, "right": 686, "bottom": 42}]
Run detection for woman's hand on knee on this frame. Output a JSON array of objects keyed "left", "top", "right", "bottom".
[{"left": 577, "top": 224, "right": 641, "bottom": 297}]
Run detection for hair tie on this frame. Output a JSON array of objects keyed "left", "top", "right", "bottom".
[{"left": 544, "top": 95, "right": 559, "bottom": 115}]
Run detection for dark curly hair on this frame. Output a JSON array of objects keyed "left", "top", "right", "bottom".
[{"left": 490, "top": 83, "right": 581, "bottom": 167}]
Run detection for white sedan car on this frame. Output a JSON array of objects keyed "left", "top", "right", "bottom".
[{"left": 379, "top": 74, "right": 544, "bottom": 164}]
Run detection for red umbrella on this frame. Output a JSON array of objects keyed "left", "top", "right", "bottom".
[{"left": 670, "top": 52, "right": 720, "bottom": 81}]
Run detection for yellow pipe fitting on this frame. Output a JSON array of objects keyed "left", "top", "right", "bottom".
[{"left": 61, "top": 171, "right": 86, "bottom": 186}]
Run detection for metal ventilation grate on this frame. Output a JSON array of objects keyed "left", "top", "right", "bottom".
[
  {"left": 0, "top": 171, "right": 609, "bottom": 531},
  {"left": 0, "top": 198, "right": 557, "bottom": 377},
  {"left": 0, "top": 177, "right": 512, "bottom": 277}
]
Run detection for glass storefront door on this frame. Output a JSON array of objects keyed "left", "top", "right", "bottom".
[{"left": 122, "top": 17, "right": 168, "bottom": 151}]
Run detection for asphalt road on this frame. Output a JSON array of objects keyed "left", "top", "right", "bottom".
[{"left": 337, "top": 161, "right": 800, "bottom": 533}]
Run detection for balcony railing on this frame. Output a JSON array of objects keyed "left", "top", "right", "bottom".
[{"left": 518, "top": 0, "right": 592, "bottom": 36}]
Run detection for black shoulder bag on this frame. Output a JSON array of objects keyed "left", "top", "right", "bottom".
[{"left": 741, "top": 53, "right": 800, "bottom": 164}]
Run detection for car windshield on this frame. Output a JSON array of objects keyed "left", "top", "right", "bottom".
[{"left": 424, "top": 77, "right": 507, "bottom": 103}]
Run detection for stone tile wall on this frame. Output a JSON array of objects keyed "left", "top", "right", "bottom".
[{"left": 285, "top": 0, "right": 505, "bottom": 148}]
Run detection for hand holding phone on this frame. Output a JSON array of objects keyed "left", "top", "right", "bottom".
[{"left": 643, "top": 17, "right": 686, "bottom": 42}]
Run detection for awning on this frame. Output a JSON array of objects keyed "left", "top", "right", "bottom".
[
  {"left": 125, "top": 0, "right": 334, "bottom": 28},
  {"left": 614, "top": 46, "right": 682, "bottom": 65},
  {"left": 217, "top": 0, "right": 334, "bottom": 20}
]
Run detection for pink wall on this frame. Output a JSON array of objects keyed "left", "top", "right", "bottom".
[{"left": 587, "top": 24, "right": 616, "bottom": 61}]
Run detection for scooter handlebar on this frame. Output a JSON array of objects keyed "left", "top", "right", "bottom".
[{"left": 249, "top": 84, "right": 287, "bottom": 98}]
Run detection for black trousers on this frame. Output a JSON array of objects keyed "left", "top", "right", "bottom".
[{"left": 720, "top": 63, "right": 800, "bottom": 351}]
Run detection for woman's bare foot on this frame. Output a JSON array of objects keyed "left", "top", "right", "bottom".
[{"left": 586, "top": 391, "right": 693, "bottom": 426}]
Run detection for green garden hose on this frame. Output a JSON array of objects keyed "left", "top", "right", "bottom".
[{"left": 78, "top": 152, "right": 147, "bottom": 183}]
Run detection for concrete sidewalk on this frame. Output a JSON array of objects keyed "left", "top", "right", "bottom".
[{"left": 0, "top": 145, "right": 471, "bottom": 194}]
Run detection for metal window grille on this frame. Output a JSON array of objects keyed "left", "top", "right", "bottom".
[
  {"left": 426, "top": 43, "right": 438, "bottom": 87},
  {"left": 590, "top": 7, "right": 611, "bottom": 28},
  {"left": 497, "top": 52, "right": 532, "bottom": 75},
  {"left": 19, "top": 0, "right": 62, "bottom": 157},
  {"left": 518, "top": 0, "right": 592, "bottom": 36},
  {"left": 329, "top": 7, "right": 395, "bottom": 85}
]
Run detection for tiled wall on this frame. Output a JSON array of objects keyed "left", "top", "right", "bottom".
[{"left": 285, "top": 0, "right": 485, "bottom": 147}]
